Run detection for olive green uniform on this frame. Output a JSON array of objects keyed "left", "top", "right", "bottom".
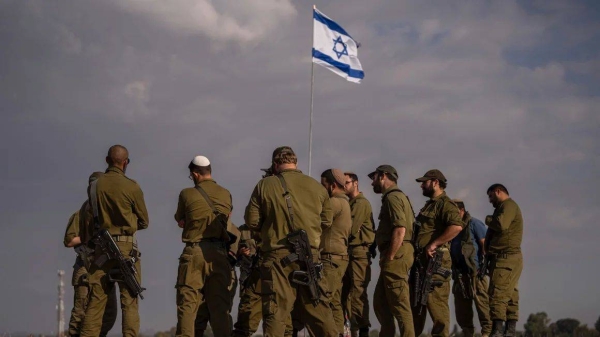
[
  {"left": 412, "top": 192, "right": 464, "bottom": 337},
  {"left": 373, "top": 186, "right": 415, "bottom": 337},
  {"left": 80, "top": 167, "right": 149, "bottom": 337},
  {"left": 174, "top": 179, "right": 234, "bottom": 337},
  {"left": 342, "top": 192, "right": 375, "bottom": 335},
  {"left": 485, "top": 198, "right": 523, "bottom": 322},
  {"left": 320, "top": 192, "right": 352, "bottom": 333},
  {"left": 451, "top": 213, "right": 491, "bottom": 337},
  {"left": 233, "top": 225, "right": 295, "bottom": 337},
  {"left": 245, "top": 169, "right": 337, "bottom": 337},
  {"left": 64, "top": 209, "right": 118, "bottom": 337},
  {"left": 194, "top": 221, "right": 241, "bottom": 336}
]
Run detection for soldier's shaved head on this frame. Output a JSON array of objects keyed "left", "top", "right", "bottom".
[{"left": 106, "top": 145, "right": 130, "bottom": 171}]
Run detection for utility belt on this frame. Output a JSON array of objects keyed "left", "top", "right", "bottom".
[
  {"left": 185, "top": 238, "right": 226, "bottom": 248},
  {"left": 321, "top": 253, "right": 349, "bottom": 261},
  {"left": 112, "top": 235, "right": 135, "bottom": 243},
  {"left": 488, "top": 250, "right": 520, "bottom": 259}
]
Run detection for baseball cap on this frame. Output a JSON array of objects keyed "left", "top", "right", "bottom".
[
  {"left": 415, "top": 169, "right": 447, "bottom": 183},
  {"left": 368, "top": 165, "right": 398, "bottom": 180}
]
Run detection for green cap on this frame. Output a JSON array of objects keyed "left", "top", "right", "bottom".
[
  {"left": 368, "top": 165, "right": 398, "bottom": 180},
  {"left": 415, "top": 169, "right": 447, "bottom": 183}
]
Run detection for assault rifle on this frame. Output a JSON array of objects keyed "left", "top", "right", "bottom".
[
  {"left": 281, "top": 230, "right": 323, "bottom": 304},
  {"left": 237, "top": 242, "right": 257, "bottom": 289},
  {"left": 413, "top": 249, "right": 451, "bottom": 314},
  {"left": 91, "top": 229, "right": 146, "bottom": 300},
  {"left": 477, "top": 254, "right": 489, "bottom": 280}
]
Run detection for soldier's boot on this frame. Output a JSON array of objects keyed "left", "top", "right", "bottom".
[
  {"left": 358, "top": 327, "right": 369, "bottom": 337},
  {"left": 490, "top": 320, "right": 505, "bottom": 337},
  {"left": 504, "top": 320, "right": 517, "bottom": 337},
  {"left": 462, "top": 327, "right": 475, "bottom": 337}
]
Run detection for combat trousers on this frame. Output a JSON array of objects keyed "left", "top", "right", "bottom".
[
  {"left": 374, "top": 244, "right": 415, "bottom": 337},
  {"left": 342, "top": 246, "right": 372, "bottom": 333},
  {"left": 260, "top": 249, "right": 337, "bottom": 337},
  {"left": 321, "top": 253, "right": 349, "bottom": 334},
  {"left": 80, "top": 242, "right": 141, "bottom": 337},
  {"left": 412, "top": 248, "right": 452, "bottom": 337},
  {"left": 194, "top": 264, "right": 237, "bottom": 336},
  {"left": 453, "top": 274, "right": 492, "bottom": 336},
  {"left": 175, "top": 242, "right": 233, "bottom": 337},
  {"left": 488, "top": 252, "right": 523, "bottom": 321}
]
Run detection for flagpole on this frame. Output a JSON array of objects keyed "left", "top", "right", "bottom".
[{"left": 308, "top": 4, "right": 316, "bottom": 177}]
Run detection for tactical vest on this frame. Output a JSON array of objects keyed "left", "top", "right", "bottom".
[{"left": 456, "top": 212, "right": 477, "bottom": 275}]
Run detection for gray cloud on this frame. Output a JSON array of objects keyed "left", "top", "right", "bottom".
[{"left": 0, "top": 0, "right": 598, "bottom": 334}]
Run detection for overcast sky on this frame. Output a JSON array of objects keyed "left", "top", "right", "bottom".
[{"left": 1, "top": 0, "right": 599, "bottom": 334}]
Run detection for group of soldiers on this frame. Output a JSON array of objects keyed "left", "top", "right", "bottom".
[{"left": 62, "top": 144, "right": 523, "bottom": 337}]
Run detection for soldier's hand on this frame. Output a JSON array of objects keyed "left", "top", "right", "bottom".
[
  {"left": 237, "top": 247, "right": 251, "bottom": 257},
  {"left": 425, "top": 243, "right": 438, "bottom": 257}
]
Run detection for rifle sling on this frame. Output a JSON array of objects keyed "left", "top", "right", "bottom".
[
  {"left": 276, "top": 174, "right": 296, "bottom": 233},
  {"left": 194, "top": 185, "right": 229, "bottom": 235}
]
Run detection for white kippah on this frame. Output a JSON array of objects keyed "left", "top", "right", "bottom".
[{"left": 192, "top": 155, "right": 210, "bottom": 167}]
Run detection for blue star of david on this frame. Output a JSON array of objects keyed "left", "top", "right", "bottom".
[{"left": 332, "top": 36, "right": 348, "bottom": 59}]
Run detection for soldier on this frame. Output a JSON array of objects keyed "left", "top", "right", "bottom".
[
  {"left": 412, "top": 169, "right": 464, "bottom": 337},
  {"left": 342, "top": 172, "right": 375, "bottom": 337},
  {"left": 484, "top": 184, "right": 523, "bottom": 337},
  {"left": 63, "top": 172, "right": 118, "bottom": 337},
  {"left": 369, "top": 165, "right": 415, "bottom": 337},
  {"left": 80, "top": 145, "right": 149, "bottom": 337},
  {"left": 174, "top": 155, "right": 234, "bottom": 337},
  {"left": 319, "top": 169, "right": 352, "bottom": 335},
  {"left": 234, "top": 166, "right": 295, "bottom": 337},
  {"left": 449, "top": 200, "right": 492, "bottom": 337},
  {"left": 194, "top": 220, "right": 241, "bottom": 336},
  {"left": 245, "top": 146, "right": 337, "bottom": 337}
]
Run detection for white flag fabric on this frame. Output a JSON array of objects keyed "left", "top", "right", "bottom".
[{"left": 312, "top": 7, "right": 364, "bottom": 83}]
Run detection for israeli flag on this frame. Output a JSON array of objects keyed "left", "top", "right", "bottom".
[{"left": 312, "top": 8, "right": 364, "bottom": 83}]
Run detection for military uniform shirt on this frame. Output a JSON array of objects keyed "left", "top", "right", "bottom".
[
  {"left": 375, "top": 185, "right": 415, "bottom": 252},
  {"left": 485, "top": 198, "right": 523, "bottom": 254},
  {"left": 245, "top": 169, "right": 333, "bottom": 252},
  {"left": 95, "top": 166, "right": 149, "bottom": 236},
  {"left": 63, "top": 211, "right": 80, "bottom": 247},
  {"left": 320, "top": 193, "right": 352, "bottom": 255},
  {"left": 174, "top": 179, "right": 233, "bottom": 243},
  {"left": 347, "top": 193, "right": 375, "bottom": 247},
  {"left": 416, "top": 191, "right": 464, "bottom": 249}
]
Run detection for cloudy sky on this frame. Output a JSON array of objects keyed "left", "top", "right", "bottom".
[{"left": 1, "top": 0, "right": 599, "bottom": 334}]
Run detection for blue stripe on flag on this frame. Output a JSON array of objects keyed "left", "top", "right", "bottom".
[
  {"left": 313, "top": 9, "right": 352, "bottom": 38},
  {"left": 312, "top": 49, "right": 365, "bottom": 79}
]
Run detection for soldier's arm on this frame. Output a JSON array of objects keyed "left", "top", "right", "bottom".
[
  {"left": 132, "top": 186, "right": 150, "bottom": 230},
  {"left": 350, "top": 199, "right": 370, "bottom": 238},
  {"left": 63, "top": 211, "right": 80, "bottom": 247},
  {"left": 320, "top": 191, "right": 333, "bottom": 229},
  {"left": 174, "top": 191, "right": 186, "bottom": 227},
  {"left": 385, "top": 194, "right": 408, "bottom": 260},
  {"left": 426, "top": 200, "right": 464, "bottom": 256},
  {"left": 485, "top": 201, "right": 516, "bottom": 232},
  {"left": 244, "top": 184, "right": 262, "bottom": 231}
]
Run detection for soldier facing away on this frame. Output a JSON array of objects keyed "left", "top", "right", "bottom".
[
  {"left": 370, "top": 165, "right": 416, "bottom": 337},
  {"left": 174, "top": 155, "right": 234, "bottom": 337},
  {"left": 80, "top": 145, "right": 149, "bottom": 337},
  {"left": 63, "top": 172, "right": 118, "bottom": 337},
  {"left": 319, "top": 169, "right": 352, "bottom": 336},
  {"left": 449, "top": 199, "right": 492, "bottom": 337},
  {"left": 244, "top": 146, "right": 337, "bottom": 337},
  {"left": 484, "top": 184, "right": 523, "bottom": 337},
  {"left": 341, "top": 172, "right": 375, "bottom": 337},
  {"left": 412, "top": 169, "right": 464, "bottom": 337}
]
